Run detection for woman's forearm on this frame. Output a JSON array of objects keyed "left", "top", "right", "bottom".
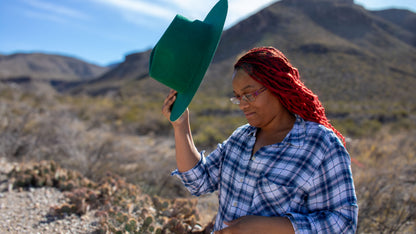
[
  {"left": 162, "top": 90, "right": 200, "bottom": 172},
  {"left": 173, "top": 118, "right": 200, "bottom": 172}
]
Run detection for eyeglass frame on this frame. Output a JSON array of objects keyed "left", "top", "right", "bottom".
[{"left": 230, "top": 86, "right": 267, "bottom": 105}]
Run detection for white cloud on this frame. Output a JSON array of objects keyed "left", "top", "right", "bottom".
[
  {"left": 159, "top": 0, "right": 219, "bottom": 17},
  {"left": 226, "top": 0, "right": 276, "bottom": 27},
  {"left": 162, "top": 0, "right": 278, "bottom": 27},
  {"left": 87, "top": 0, "right": 277, "bottom": 28},
  {"left": 23, "top": 0, "right": 90, "bottom": 21},
  {"left": 154, "top": 0, "right": 277, "bottom": 27},
  {"left": 21, "top": 8, "right": 72, "bottom": 24},
  {"left": 92, "top": 0, "right": 176, "bottom": 20}
]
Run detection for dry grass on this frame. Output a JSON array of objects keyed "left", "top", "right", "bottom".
[{"left": 349, "top": 129, "right": 416, "bottom": 233}]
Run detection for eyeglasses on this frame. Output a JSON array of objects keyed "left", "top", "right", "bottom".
[{"left": 230, "top": 87, "right": 267, "bottom": 105}]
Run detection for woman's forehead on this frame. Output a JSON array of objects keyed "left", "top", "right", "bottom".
[{"left": 232, "top": 71, "right": 261, "bottom": 91}]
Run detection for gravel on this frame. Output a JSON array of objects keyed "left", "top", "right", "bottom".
[{"left": 0, "top": 157, "right": 100, "bottom": 233}]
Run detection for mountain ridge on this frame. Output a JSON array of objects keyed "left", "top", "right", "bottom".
[
  {"left": 0, "top": 52, "right": 109, "bottom": 82},
  {"left": 1, "top": 0, "right": 415, "bottom": 108},
  {"left": 199, "top": 0, "right": 416, "bottom": 104}
]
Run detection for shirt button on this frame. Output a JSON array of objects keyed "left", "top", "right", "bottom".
[
  {"left": 240, "top": 178, "right": 243, "bottom": 183},
  {"left": 233, "top": 201, "right": 238, "bottom": 207},
  {"left": 252, "top": 156, "right": 256, "bottom": 161}
]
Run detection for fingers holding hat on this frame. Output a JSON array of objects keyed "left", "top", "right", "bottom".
[
  {"left": 162, "top": 89, "right": 177, "bottom": 118},
  {"left": 162, "top": 89, "right": 189, "bottom": 125}
]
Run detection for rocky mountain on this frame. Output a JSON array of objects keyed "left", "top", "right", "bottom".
[
  {"left": 0, "top": 53, "right": 109, "bottom": 82},
  {"left": 371, "top": 8, "right": 416, "bottom": 39},
  {"left": 69, "top": 50, "right": 152, "bottom": 95},
  {"left": 208, "top": 0, "right": 416, "bottom": 102},
  {"left": 2, "top": 0, "right": 415, "bottom": 108},
  {"left": 67, "top": 0, "right": 416, "bottom": 107}
]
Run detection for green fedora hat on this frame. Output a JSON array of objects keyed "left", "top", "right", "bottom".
[{"left": 149, "top": 0, "right": 228, "bottom": 121}]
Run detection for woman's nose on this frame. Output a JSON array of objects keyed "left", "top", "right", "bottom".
[{"left": 238, "top": 99, "right": 250, "bottom": 110}]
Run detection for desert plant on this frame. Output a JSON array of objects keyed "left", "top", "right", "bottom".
[
  {"left": 7, "top": 160, "right": 208, "bottom": 233},
  {"left": 350, "top": 129, "right": 416, "bottom": 233}
]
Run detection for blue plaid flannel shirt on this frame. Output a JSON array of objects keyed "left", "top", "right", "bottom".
[{"left": 173, "top": 115, "right": 358, "bottom": 233}]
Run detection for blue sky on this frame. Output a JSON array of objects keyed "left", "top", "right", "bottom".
[{"left": 0, "top": 0, "right": 415, "bottom": 66}]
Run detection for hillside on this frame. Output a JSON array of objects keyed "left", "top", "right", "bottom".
[
  {"left": 69, "top": 50, "right": 152, "bottom": 96},
  {"left": 0, "top": 53, "right": 109, "bottom": 81},
  {"left": 371, "top": 8, "right": 416, "bottom": 39},
  {"left": 210, "top": 0, "right": 416, "bottom": 102},
  {"left": 68, "top": 0, "right": 416, "bottom": 107}
]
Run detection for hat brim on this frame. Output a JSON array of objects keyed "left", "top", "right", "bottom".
[{"left": 169, "top": 0, "right": 228, "bottom": 121}]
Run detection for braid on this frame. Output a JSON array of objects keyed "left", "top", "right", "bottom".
[{"left": 235, "top": 47, "right": 346, "bottom": 146}]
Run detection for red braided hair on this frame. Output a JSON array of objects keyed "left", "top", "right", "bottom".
[{"left": 234, "top": 47, "right": 346, "bottom": 146}]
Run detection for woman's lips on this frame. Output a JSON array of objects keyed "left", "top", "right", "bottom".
[{"left": 244, "top": 112, "right": 255, "bottom": 118}]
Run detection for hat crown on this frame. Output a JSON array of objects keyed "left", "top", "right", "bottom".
[{"left": 149, "top": 15, "right": 214, "bottom": 93}]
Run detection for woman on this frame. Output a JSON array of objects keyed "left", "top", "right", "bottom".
[{"left": 162, "top": 47, "right": 358, "bottom": 233}]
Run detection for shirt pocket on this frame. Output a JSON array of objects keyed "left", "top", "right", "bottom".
[{"left": 249, "top": 176, "right": 297, "bottom": 216}]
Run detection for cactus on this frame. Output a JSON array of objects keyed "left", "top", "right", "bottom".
[
  {"left": 50, "top": 203, "right": 77, "bottom": 218},
  {"left": 124, "top": 218, "right": 138, "bottom": 232},
  {"left": 7, "top": 160, "right": 208, "bottom": 233}
]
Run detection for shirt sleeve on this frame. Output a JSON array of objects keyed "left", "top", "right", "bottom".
[
  {"left": 286, "top": 140, "right": 358, "bottom": 234},
  {"left": 172, "top": 142, "right": 225, "bottom": 196}
]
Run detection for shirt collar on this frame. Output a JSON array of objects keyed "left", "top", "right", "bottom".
[{"left": 284, "top": 114, "right": 305, "bottom": 147}]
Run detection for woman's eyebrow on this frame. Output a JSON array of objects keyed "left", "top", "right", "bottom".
[{"left": 233, "top": 85, "right": 256, "bottom": 94}]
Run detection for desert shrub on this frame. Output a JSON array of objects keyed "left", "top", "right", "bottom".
[
  {"left": 355, "top": 171, "right": 416, "bottom": 233},
  {"left": 332, "top": 118, "right": 382, "bottom": 137},
  {"left": 8, "top": 160, "right": 96, "bottom": 191},
  {"left": 350, "top": 129, "right": 416, "bottom": 233},
  {"left": 7, "top": 161, "right": 209, "bottom": 233},
  {"left": 326, "top": 99, "right": 416, "bottom": 137},
  {"left": 189, "top": 95, "right": 245, "bottom": 149},
  {"left": 193, "top": 114, "right": 245, "bottom": 149}
]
